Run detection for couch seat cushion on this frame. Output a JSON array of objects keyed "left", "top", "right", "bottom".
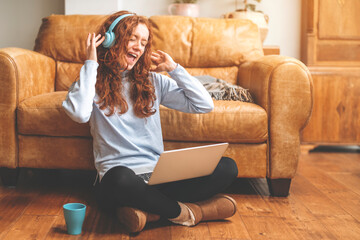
[
  {"left": 17, "top": 91, "right": 91, "bottom": 137},
  {"left": 160, "top": 101, "right": 268, "bottom": 143},
  {"left": 18, "top": 92, "right": 268, "bottom": 143}
]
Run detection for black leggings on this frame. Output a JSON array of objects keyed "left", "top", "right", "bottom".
[{"left": 94, "top": 157, "right": 238, "bottom": 219}]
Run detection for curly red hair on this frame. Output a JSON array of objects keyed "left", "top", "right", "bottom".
[{"left": 95, "top": 11, "right": 156, "bottom": 118}]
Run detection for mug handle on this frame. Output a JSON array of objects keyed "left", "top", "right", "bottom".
[
  {"left": 168, "top": 4, "right": 175, "bottom": 15},
  {"left": 264, "top": 14, "right": 269, "bottom": 23},
  {"left": 224, "top": 13, "right": 234, "bottom": 18}
]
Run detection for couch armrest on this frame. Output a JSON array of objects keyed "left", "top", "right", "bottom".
[
  {"left": 238, "top": 55, "right": 313, "bottom": 179},
  {"left": 0, "top": 47, "right": 55, "bottom": 168}
]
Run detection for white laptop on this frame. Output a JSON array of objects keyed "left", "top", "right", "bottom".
[{"left": 138, "top": 143, "right": 229, "bottom": 185}]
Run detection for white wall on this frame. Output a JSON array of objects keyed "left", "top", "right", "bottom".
[
  {"left": 1, "top": 0, "right": 301, "bottom": 59},
  {"left": 65, "top": 0, "right": 119, "bottom": 15},
  {"left": 120, "top": 0, "right": 170, "bottom": 17},
  {"left": 119, "top": 0, "right": 302, "bottom": 59},
  {"left": 0, "top": 0, "right": 64, "bottom": 50},
  {"left": 259, "top": 0, "right": 301, "bottom": 60}
]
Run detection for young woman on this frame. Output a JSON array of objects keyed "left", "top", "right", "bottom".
[{"left": 62, "top": 11, "right": 238, "bottom": 233}]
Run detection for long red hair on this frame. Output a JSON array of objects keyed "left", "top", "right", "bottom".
[{"left": 95, "top": 11, "right": 156, "bottom": 118}]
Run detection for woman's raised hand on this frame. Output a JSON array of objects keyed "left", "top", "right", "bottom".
[
  {"left": 86, "top": 33, "right": 105, "bottom": 62},
  {"left": 151, "top": 50, "right": 177, "bottom": 72}
]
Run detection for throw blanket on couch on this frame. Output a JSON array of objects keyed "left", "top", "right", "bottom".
[{"left": 194, "top": 75, "right": 254, "bottom": 103}]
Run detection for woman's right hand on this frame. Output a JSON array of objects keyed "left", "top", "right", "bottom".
[{"left": 86, "top": 33, "right": 105, "bottom": 62}]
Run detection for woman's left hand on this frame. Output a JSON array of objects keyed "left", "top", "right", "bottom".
[{"left": 151, "top": 50, "right": 177, "bottom": 72}]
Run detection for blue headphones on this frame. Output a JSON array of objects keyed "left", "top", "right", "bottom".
[{"left": 102, "top": 13, "right": 134, "bottom": 48}]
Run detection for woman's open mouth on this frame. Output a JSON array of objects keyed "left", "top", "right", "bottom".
[{"left": 127, "top": 52, "right": 138, "bottom": 63}]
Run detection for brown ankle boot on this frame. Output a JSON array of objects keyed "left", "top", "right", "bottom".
[
  {"left": 116, "top": 207, "right": 161, "bottom": 233},
  {"left": 196, "top": 194, "right": 237, "bottom": 221},
  {"left": 184, "top": 194, "right": 237, "bottom": 225}
]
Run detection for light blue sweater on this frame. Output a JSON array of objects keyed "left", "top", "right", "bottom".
[{"left": 62, "top": 60, "right": 214, "bottom": 181}]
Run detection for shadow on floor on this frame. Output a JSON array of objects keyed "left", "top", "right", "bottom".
[{"left": 309, "top": 145, "right": 360, "bottom": 153}]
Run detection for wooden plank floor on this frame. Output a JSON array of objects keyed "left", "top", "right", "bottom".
[{"left": 0, "top": 146, "right": 360, "bottom": 239}]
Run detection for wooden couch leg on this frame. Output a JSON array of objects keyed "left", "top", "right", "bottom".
[
  {"left": 0, "top": 168, "right": 19, "bottom": 187},
  {"left": 267, "top": 178, "right": 291, "bottom": 197}
]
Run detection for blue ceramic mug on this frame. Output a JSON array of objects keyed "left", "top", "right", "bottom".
[{"left": 63, "top": 203, "right": 86, "bottom": 235}]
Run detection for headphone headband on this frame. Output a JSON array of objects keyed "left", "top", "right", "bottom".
[
  {"left": 108, "top": 13, "right": 134, "bottom": 32},
  {"left": 102, "top": 13, "right": 134, "bottom": 48}
]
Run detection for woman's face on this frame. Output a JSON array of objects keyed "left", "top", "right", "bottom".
[{"left": 126, "top": 23, "right": 149, "bottom": 70}]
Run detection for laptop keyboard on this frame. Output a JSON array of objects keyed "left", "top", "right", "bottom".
[{"left": 137, "top": 172, "right": 153, "bottom": 184}]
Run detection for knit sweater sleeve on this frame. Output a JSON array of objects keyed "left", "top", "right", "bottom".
[
  {"left": 62, "top": 60, "right": 98, "bottom": 123},
  {"left": 153, "top": 64, "right": 214, "bottom": 113}
]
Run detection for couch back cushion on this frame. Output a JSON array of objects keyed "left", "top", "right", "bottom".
[
  {"left": 34, "top": 14, "right": 107, "bottom": 63},
  {"left": 55, "top": 63, "right": 239, "bottom": 91},
  {"left": 34, "top": 14, "right": 263, "bottom": 90},
  {"left": 56, "top": 62, "right": 82, "bottom": 91},
  {"left": 55, "top": 62, "right": 240, "bottom": 91},
  {"left": 149, "top": 16, "right": 263, "bottom": 68}
]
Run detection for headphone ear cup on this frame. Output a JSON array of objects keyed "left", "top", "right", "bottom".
[{"left": 102, "top": 31, "right": 115, "bottom": 48}]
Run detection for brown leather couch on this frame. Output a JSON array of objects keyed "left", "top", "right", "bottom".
[{"left": 0, "top": 15, "right": 313, "bottom": 196}]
